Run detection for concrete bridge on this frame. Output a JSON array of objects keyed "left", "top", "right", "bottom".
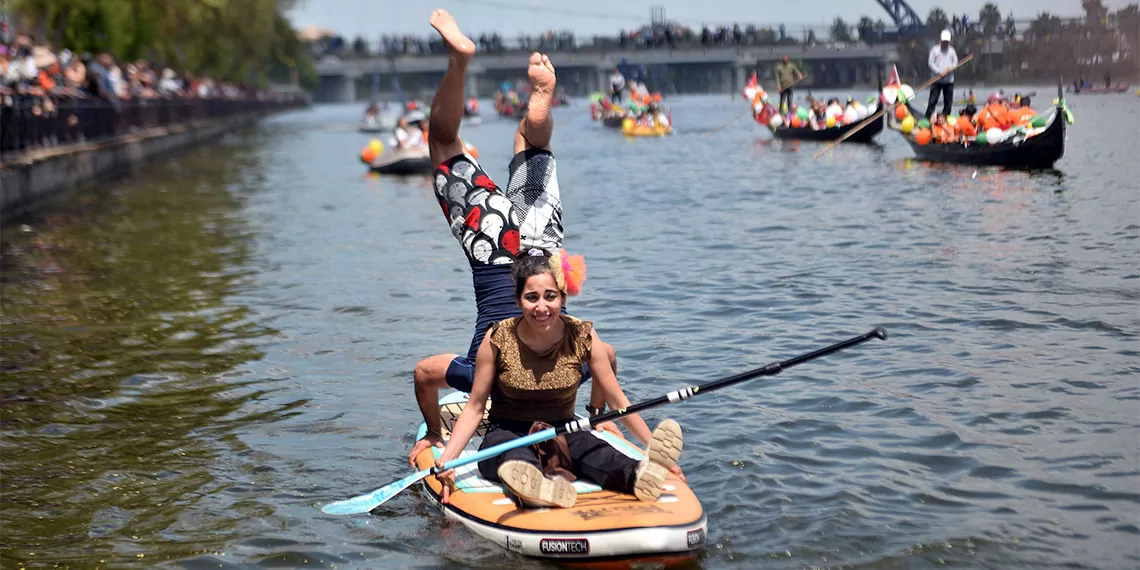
[{"left": 314, "top": 44, "right": 899, "bottom": 103}]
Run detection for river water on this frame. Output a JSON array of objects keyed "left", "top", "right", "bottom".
[{"left": 2, "top": 92, "right": 1137, "bottom": 569}]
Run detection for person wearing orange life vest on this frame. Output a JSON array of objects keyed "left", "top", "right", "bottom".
[
  {"left": 975, "top": 93, "right": 1011, "bottom": 131},
  {"left": 957, "top": 105, "right": 978, "bottom": 138},
  {"left": 1008, "top": 95, "right": 1036, "bottom": 125},
  {"left": 931, "top": 113, "right": 957, "bottom": 143}
]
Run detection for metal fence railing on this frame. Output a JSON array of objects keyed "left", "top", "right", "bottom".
[{"left": 0, "top": 96, "right": 308, "bottom": 163}]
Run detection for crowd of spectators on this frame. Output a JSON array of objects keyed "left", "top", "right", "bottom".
[
  {"left": 329, "top": 23, "right": 845, "bottom": 58},
  {"left": 1, "top": 26, "right": 298, "bottom": 160},
  {"left": 365, "top": 30, "right": 573, "bottom": 55}
]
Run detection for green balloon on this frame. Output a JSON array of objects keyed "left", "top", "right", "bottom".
[
  {"left": 975, "top": 131, "right": 987, "bottom": 145},
  {"left": 917, "top": 119, "right": 930, "bottom": 129},
  {"left": 1030, "top": 115, "right": 1048, "bottom": 128},
  {"left": 796, "top": 107, "right": 809, "bottom": 119}
]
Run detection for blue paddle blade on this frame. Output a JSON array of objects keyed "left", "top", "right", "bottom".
[{"left": 320, "top": 469, "right": 430, "bottom": 515}]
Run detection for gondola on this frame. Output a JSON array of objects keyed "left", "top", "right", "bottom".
[
  {"left": 894, "top": 94, "right": 1066, "bottom": 169},
  {"left": 770, "top": 101, "right": 885, "bottom": 143}
]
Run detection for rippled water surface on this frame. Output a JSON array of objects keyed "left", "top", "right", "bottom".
[{"left": 2, "top": 93, "right": 1138, "bottom": 569}]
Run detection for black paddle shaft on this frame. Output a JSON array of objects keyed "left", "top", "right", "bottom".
[{"left": 556, "top": 327, "right": 888, "bottom": 436}]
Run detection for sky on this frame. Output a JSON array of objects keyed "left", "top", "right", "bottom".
[{"left": 289, "top": 0, "right": 1133, "bottom": 40}]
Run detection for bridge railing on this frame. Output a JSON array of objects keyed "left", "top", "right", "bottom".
[{"left": 0, "top": 96, "right": 307, "bottom": 164}]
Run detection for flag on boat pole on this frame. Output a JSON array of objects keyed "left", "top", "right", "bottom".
[{"left": 881, "top": 65, "right": 902, "bottom": 104}]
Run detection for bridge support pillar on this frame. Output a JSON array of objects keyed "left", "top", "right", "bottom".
[
  {"left": 466, "top": 71, "right": 480, "bottom": 98},
  {"left": 343, "top": 72, "right": 359, "bottom": 103},
  {"left": 597, "top": 68, "right": 609, "bottom": 95},
  {"left": 734, "top": 64, "right": 746, "bottom": 95}
]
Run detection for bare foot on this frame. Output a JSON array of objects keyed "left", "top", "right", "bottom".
[
  {"left": 526, "top": 52, "right": 556, "bottom": 124},
  {"left": 429, "top": 9, "right": 475, "bottom": 61}
]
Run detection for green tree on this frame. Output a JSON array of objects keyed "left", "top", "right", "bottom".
[
  {"left": 352, "top": 35, "right": 370, "bottom": 56},
  {"left": 856, "top": 16, "right": 875, "bottom": 44},
  {"left": 11, "top": 0, "right": 314, "bottom": 89},
  {"left": 926, "top": 8, "right": 950, "bottom": 37},
  {"left": 979, "top": 3, "right": 1002, "bottom": 36},
  {"left": 830, "top": 17, "right": 852, "bottom": 42}
]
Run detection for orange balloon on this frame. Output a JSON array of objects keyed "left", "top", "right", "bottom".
[
  {"left": 361, "top": 147, "right": 377, "bottom": 163},
  {"left": 914, "top": 128, "right": 931, "bottom": 145},
  {"left": 894, "top": 104, "right": 909, "bottom": 121},
  {"left": 790, "top": 116, "right": 802, "bottom": 128},
  {"left": 466, "top": 144, "right": 480, "bottom": 159}
]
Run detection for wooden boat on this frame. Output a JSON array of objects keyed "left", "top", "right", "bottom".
[
  {"left": 1070, "top": 85, "right": 1130, "bottom": 94},
  {"left": 495, "top": 101, "right": 527, "bottom": 119},
  {"left": 368, "top": 147, "right": 433, "bottom": 175},
  {"left": 895, "top": 100, "right": 1066, "bottom": 169},
  {"left": 414, "top": 391, "right": 706, "bottom": 565},
  {"left": 359, "top": 113, "right": 397, "bottom": 133},
  {"left": 602, "top": 114, "right": 626, "bottom": 128},
  {"left": 771, "top": 102, "right": 884, "bottom": 143},
  {"left": 621, "top": 119, "right": 672, "bottom": 137}
]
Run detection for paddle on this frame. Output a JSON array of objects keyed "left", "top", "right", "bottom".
[
  {"left": 704, "top": 75, "right": 810, "bottom": 137},
  {"left": 813, "top": 54, "right": 975, "bottom": 159},
  {"left": 320, "top": 327, "right": 887, "bottom": 515}
]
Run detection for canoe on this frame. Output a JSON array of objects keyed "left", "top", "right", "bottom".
[
  {"left": 895, "top": 103, "right": 1066, "bottom": 169},
  {"left": 414, "top": 391, "right": 707, "bottom": 565},
  {"left": 771, "top": 103, "right": 884, "bottom": 143},
  {"left": 621, "top": 121, "right": 673, "bottom": 137},
  {"left": 1070, "top": 85, "right": 1130, "bottom": 94},
  {"left": 368, "top": 147, "right": 433, "bottom": 175}
]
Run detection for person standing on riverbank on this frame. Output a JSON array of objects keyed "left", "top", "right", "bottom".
[
  {"left": 775, "top": 55, "right": 803, "bottom": 114},
  {"left": 925, "top": 30, "right": 957, "bottom": 119}
]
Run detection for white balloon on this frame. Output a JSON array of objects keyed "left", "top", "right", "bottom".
[
  {"left": 899, "top": 84, "right": 915, "bottom": 103},
  {"left": 985, "top": 127, "right": 1004, "bottom": 144},
  {"left": 769, "top": 115, "right": 784, "bottom": 128},
  {"left": 844, "top": 109, "right": 859, "bottom": 124},
  {"left": 881, "top": 86, "right": 899, "bottom": 104}
]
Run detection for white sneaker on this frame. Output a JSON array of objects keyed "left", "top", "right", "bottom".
[
  {"left": 634, "top": 419, "right": 683, "bottom": 502},
  {"left": 498, "top": 460, "right": 576, "bottom": 508}
]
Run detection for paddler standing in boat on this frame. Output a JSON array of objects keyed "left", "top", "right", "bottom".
[
  {"left": 775, "top": 55, "right": 804, "bottom": 114},
  {"left": 409, "top": 10, "right": 673, "bottom": 474},
  {"left": 925, "top": 30, "right": 958, "bottom": 119},
  {"left": 609, "top": 68, "right": 625, "bottom": 104},
  {"left": 433, "top": 249, "right": 685, "bottom": 508}
]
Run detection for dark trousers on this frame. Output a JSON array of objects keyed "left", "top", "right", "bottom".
[
  {"left": 926, "top": 83, "right": 953, "bottom": 118},
  {"left": 477, "top": 424, "right": 640, "bottom": 494},
  {"left": 610, "top": 89, "right": 622, "bottom": 104},
  {"left": 779, "top": 88, "right": 794, "bottom": 112}
]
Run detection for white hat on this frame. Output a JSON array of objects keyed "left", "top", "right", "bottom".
[{"left": 940, "top": 30, "right": 952, "bottom": 42}]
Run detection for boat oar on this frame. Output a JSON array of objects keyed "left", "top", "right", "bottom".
[
  {"left": 813, "top": 54, "right": 975, "bottom": 159},
  {"left": 703, "top": 112, "right": 748, "bottom": 137},
  {"left": 320, "top": 327, "right": 888, "bottom": 515}
]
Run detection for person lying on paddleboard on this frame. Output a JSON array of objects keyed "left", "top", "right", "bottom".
[
  {"left": 408, "top": 10, "right": 681, "bottom": 480},
  {"left": 433, "top": 249, "right": 684, "bottom": 508}
]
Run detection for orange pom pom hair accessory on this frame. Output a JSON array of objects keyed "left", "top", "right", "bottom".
[{"left": 541, "top": 249, "right": 587, "bottom": 296}]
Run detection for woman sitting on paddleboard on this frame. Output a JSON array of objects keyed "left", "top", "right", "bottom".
[{"left": 433, "top": 249, "right": 684, "bottom": 508}]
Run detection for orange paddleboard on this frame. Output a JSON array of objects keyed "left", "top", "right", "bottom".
[{"left": 415, "top": 392, "right": 706, "bottom": 565}]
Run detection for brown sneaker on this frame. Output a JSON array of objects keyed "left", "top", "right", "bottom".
[
  {"left": 634, "top": 419, "right": 683, "bottom": 502},
  {"left": 498, "top": 460, "right": 576, "bottom": 508}
]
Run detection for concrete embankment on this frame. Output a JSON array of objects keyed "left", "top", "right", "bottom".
[{"left": 1, "top": 111, "right": 279, "bottom": 222}]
